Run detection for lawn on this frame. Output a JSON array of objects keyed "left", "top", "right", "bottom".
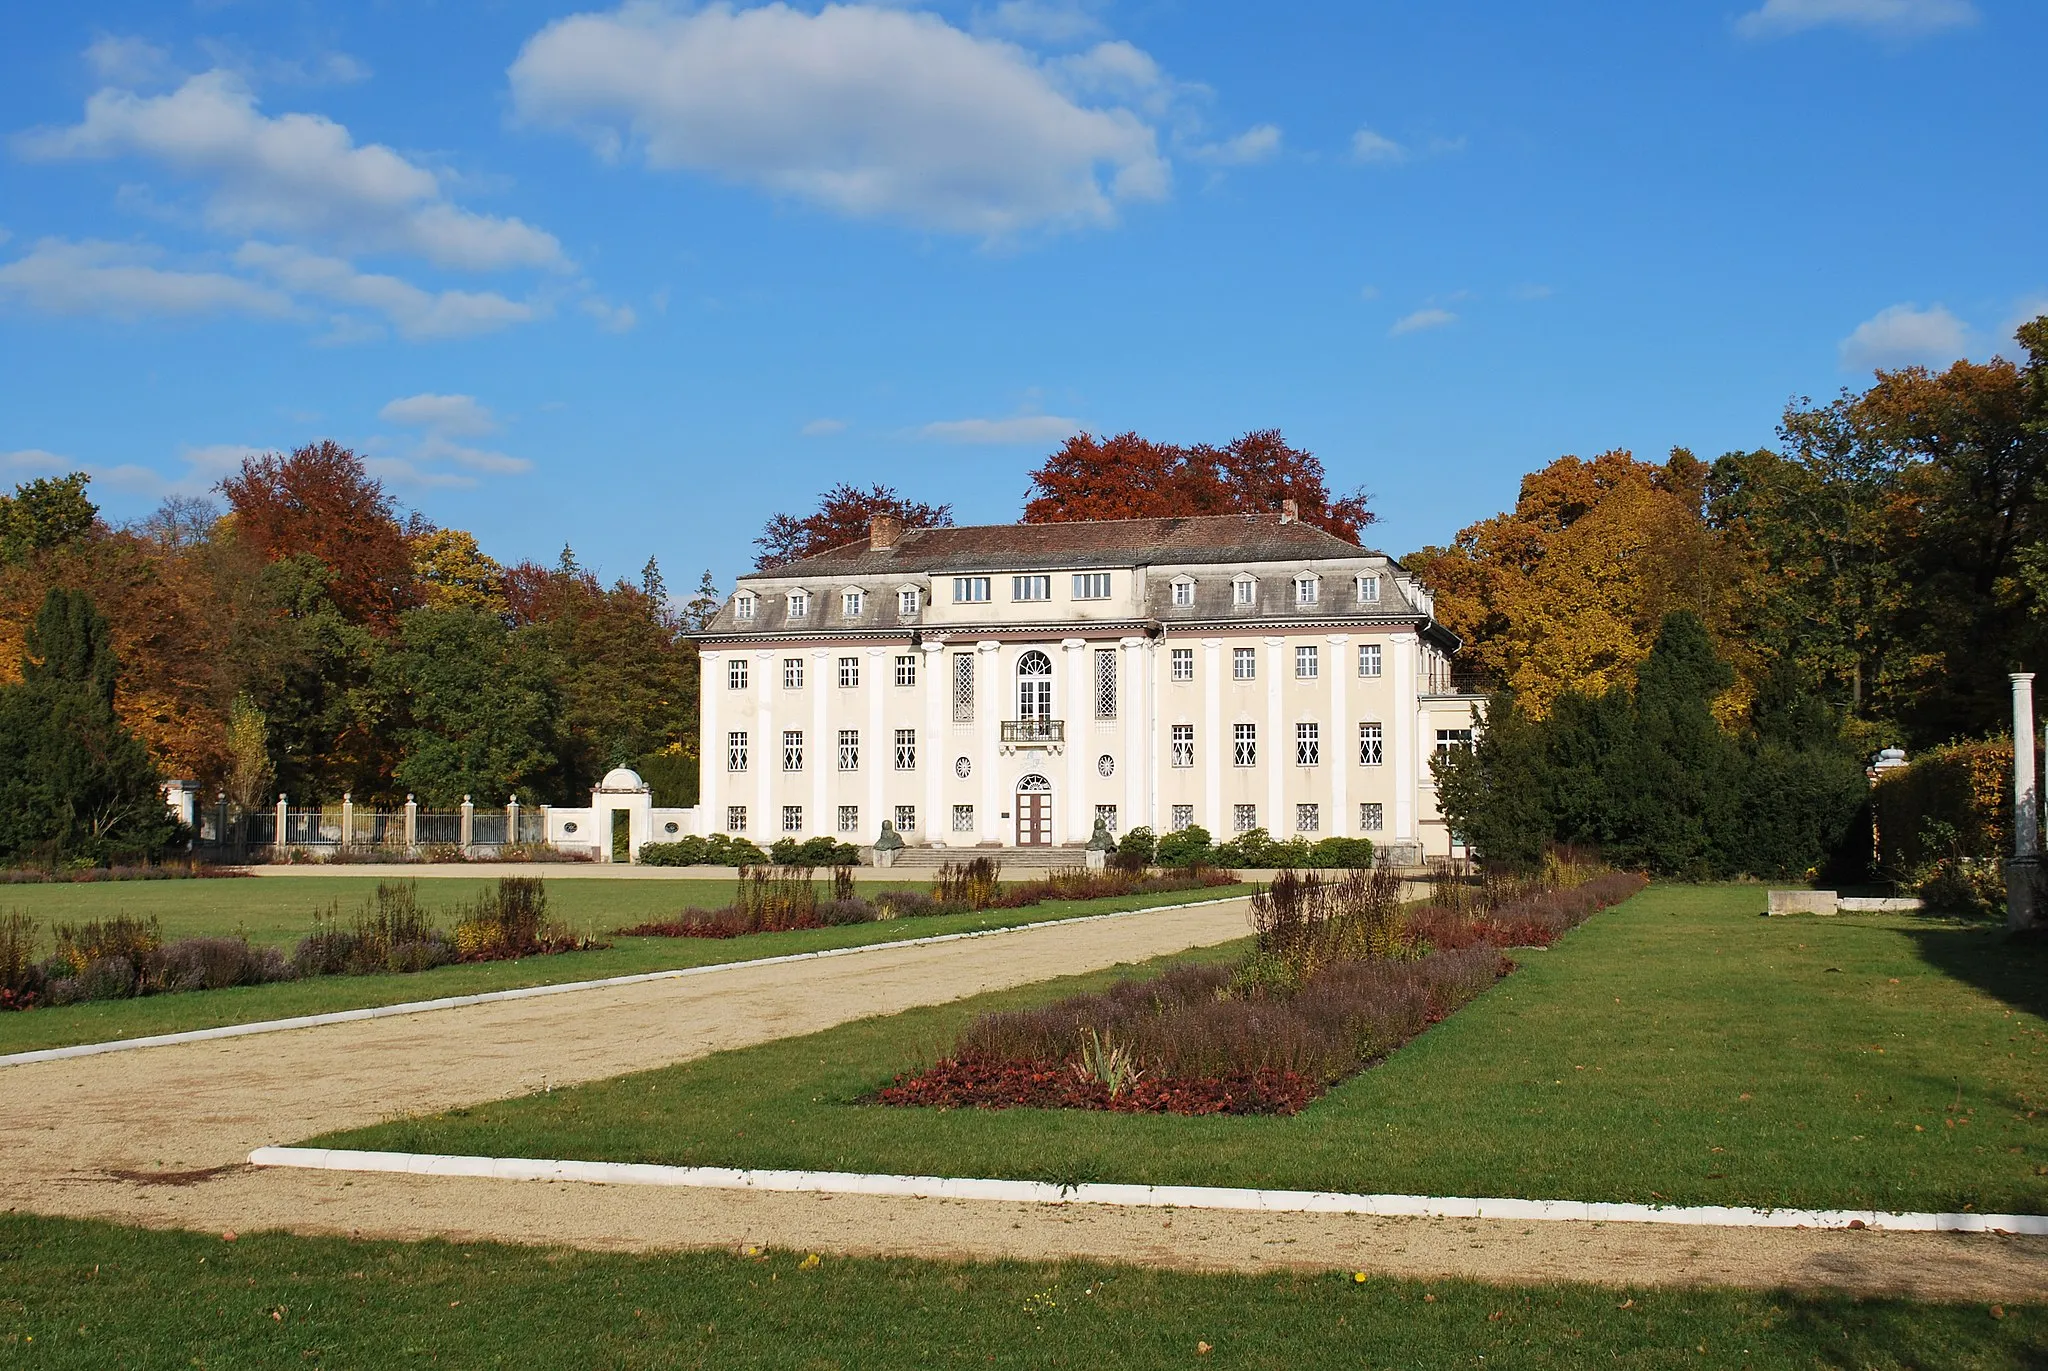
[
  {"left": 318, "top": 884, "right": 2048, "bottom": 1215},
  {"left": 0, "top": 1214, "right": 2036, "bottom": 1370},
  {"left": 0, "top": 884, "right": 1248, "bottom": 1057}
]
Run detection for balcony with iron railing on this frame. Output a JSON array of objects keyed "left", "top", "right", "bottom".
[{"left": 1000, "top": 719, "right": 1066, "bottom": 751}]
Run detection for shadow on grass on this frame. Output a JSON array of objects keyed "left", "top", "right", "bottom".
[
  {"left": 1905, "top": 918, "right": 2048, "bottom": 1020},
  {"left": 1777, "top": 1291, "right": 2036, "bottom": 1368}
]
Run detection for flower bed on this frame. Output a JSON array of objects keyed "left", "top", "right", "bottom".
[{"left": 879, "top": 867, "right": 1647, "bottom": 1116}]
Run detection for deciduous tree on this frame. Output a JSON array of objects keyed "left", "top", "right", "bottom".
[
  {"left": 754, "top": 483, "right": 953, "bottom": 570},
  {"left": 219, "top": 442, "right": 419, "bottom": 630}
]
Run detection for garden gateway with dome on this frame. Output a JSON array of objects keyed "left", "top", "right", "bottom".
[{"left": 693, "top": 507, "right": 1484, "bottom": 861}]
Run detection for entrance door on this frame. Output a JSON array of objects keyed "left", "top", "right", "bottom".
[{"left": 1015, "top": 774, "right": 1053, "bottom": 846}]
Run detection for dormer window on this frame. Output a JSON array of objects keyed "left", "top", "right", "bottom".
[
  {"left": 1357, "top": 574, "right": 1382, "bottom": 604},
  {"left": 842, "top": 589, "right": 864, "bottom": 618},
  {"left": 787, "top": 591, "right": 809, "bottom": 619},
  {"left": 1171, "top": 578, "right": 1195, "bottom": 608},
  {"left": 1232, "top": 576, "right": 1256, "bottom": 607},
  {"left": 898, "top": 587, "right": 920, "bottom": 616},
  {"left": 735, "top": 593, "right": 757, "bottom": 621},
  {"left": 1293, "top": 575, "right": 1319, "bottom": 607}
]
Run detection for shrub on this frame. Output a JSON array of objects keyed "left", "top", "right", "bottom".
[
  {"left": 936, "top": 857, "right": 1003, "bottom": 911},
  {"left": 1113, "top": 826, "right": 1157, "bottom": 873},
  {"left": 452, "top": 877, "right": 597, "bottom": 959},
  {"left": 1873, "top": 742, "right": 2012, "bottom": 878},
  {"left": 769, "top": 836, "right": 860, "bottom": 867},
  {"left": 1, "top": 911, "right": 39, "bottom": 1003},
  {"left": 1305, "top": 837, "right": 1375, "bottom": 869},
  {"left": 1155, "top": 825, "right": 1214, "bottom": 869},
  {"left": 148, "top": 937, "right": 290, "bottom": 993},
  {"left": 50, "top": 915, "right": 162, "bottom": 979},
  {"left": 295, "top": 882, "right": 456, "bottom": 976},
  {"left": 637, "top": 837, "right": 707, "bottom": 866}
]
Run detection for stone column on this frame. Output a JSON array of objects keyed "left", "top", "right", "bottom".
[
  {"left": 402, "top": 794, "right": 418, "bottom": 853},
  {"left": 1389, "top": 632, "right": 1420, "bottom": 853},
  {"left": 2009, "top": 673, "right": 2044, "bottom": 930},
  {"left": 698, "top": 651, "right": 720, "bottom": 838},
  {"left": 340, "top": 793, "right": 354, "bottom": 853},
  {"left": 275, "top": 793, "right": 289, "bottom": 855},
  {"left": 1121, "top": 636, "right": 1147, "bottom": 834},
  {"left": 1062, "top": 640, "right": 1089, "bottom": 843},
  {"left": 459, "top": 795, "right": 474, "bottom": 853},
  {"left": 867, "top": 646, "right": 887, "bottom": 848},
  {"left": 507, "top": 795, "right": 520, "bottom": 847},
  {"left": 1265, "top": 637, "right": 1286, "bottom": 838},
  {"left": 977, "top": 641, "right": 1002, "bottom": 844},
  {"left": 811, "top": 649, "right": 831, "bottom": 840},
  {"left": 922, "top": 641, "right": 946, "bottom": 846},
  {"left": 1328, "top": 633, "right": 1349, "bottom": 839},
  {"left": 1202, "top": 639, "right": 1223, "bottom": 836}
]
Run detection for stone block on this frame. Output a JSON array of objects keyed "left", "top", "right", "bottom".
[{"left": 1767, "top": 889, "right": 1838, "bottom": 916}]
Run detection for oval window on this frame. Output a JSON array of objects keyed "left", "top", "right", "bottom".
[
  {"left": 1097, "top": 755, "right": 1115, "bottom": 777},
  {"left": 664, "top": 822, "right": 680, "bottom": 834},
  {"left": 563, "top": 821, "right": 579, "bottom": 835},
  {"left": 955, "top": 757, "right": 972, "bottom": 778}
]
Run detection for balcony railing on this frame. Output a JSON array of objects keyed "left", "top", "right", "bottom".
[{"left": 1001, "top": 719, "right": 1065, "bottom": 746}]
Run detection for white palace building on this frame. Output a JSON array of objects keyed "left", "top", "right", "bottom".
[{"left": 694, "top": 505, "right": 1483, "bottom": 863}]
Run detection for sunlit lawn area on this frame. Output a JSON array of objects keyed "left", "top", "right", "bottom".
[
  {"left": 0, "top": 882, "right": 1247, "bottom": 1056},
  {"left": 321, "top": 885, "right": 2048, "bottom": 1215},
  {"left": 1, "top": 1213, "right": 2039, "bottom": 1370}
]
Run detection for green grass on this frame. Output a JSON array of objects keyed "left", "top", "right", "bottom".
[
  {"left": 0, "top": 885, "right": 1247, "bottom": 1056},
  {"left": 319, "top": 885, "right": 2048, "bottom": 1215},
  {"left": 0, "top": 1214, "right": 2038, "bottom": 1370}
]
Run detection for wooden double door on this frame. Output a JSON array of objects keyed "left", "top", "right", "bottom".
[{"left": 1015, "top": 791, "right": 1052, "bottom": 846}]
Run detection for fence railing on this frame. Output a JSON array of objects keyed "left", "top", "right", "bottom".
[{"left": 188, "top": 797, "right": 552, "bottom": 862}]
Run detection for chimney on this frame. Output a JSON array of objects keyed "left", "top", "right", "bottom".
[
  {"left": 1279, "top": 498, "right": 1298, "bottom": 524},
  {"left": 869, "top": 513, "right": 904, "bottom": 551}
]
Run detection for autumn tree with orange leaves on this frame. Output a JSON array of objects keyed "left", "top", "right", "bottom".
[{"left": 219, "top": 441, "right": 420, "bottom": 631}]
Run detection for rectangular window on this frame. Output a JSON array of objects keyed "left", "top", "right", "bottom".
[
  {"left": 1294, "top": 576, "right": 1319, "bottom": 606},
  {"left": 1012, "top": 574, "right": 1051, "bottom": 601},
  {"left": 898, "top": 588, "right": 920, "bottom": 616},
  {"left": 1296, "top": 802, "right": 1321, "bottom": 834},
  {"left": 837, "top": 804, "right": 859, "bottom": 834},
  {"left": 1095, "top": 803, "right": 1119, "bottom": 833},
  {"left": 838, "top": 656, "right": 859, "bottom": 688},
  {"left": 894, "top": 728, "right": 916, "bottom": 771},
  {"left": 1295, "top": 644, "right": 1319, "bottom": 679},
  {"left": 894, "top": 655, "right": 917, "bottom": 687},
  {"left": 782, "top": 730, "right": 804, "bottom": 772},
  {"left": 782, "top": 805, "right": 804, "bottom": 834},
  {"left": 1171, "top": 723, "right": 1194, "bottom": 768},
  {"left": 787, "top": 591, "right": 809, "bottom": 619},
  {"left": 727, "top": 658, "right": 748, "bottom": 689},
  {"left": 842, "top": 590, "right": 863, "bottom": 618},
  {"left": 1172, "top": 580, "right": 1194, "bottom": 607},
  {"left": 1170, "top": 804, "right": 1195, "bottom": 832},
  {"left": 734, "top": 595, "right": 756, "bottom": 621},
  {"left": 1233, "top": 578, "right": 1255, "bottom": 607},
  {"left": 838, "top": 729, "right": 859, "bottom": 771},
  {"left": 1233, "top": 646, "right": 1257, "bottom": 681},
  {"left": 1233, "top": 803, "right": 1258, "bottom": 833},
  {"left": 1072, "top": 572, "right": 1112, "bottom": 600},
  {"left": 1436, "top": 728, "right": 1475, "bottom": 756},
  {"left": 1170, "top": 647, "right": 1193, "bottom": 682},
  {"left": 1359, "top": 722, "right": 1384, "bottom": 766},
  {"left": 952, "top": 804, "right": 976, "bottom": 833},
  {"left": 952, "top": 576, "right": 990, "bottom": 603},
  {"left": 783, "top": 657, "right": 804, "bottom": 689},
  {"left": 1094, "top": 649, "right": 1118, "bottom": 719},
  {"left": 952, "top": 653, "right": 974, "bottom": 722},
  {"left": 1358, "top": 643, "right": 1383, "bottom": 678},
  {"left": 1360, "top": 802, "right": 1384, "bottom": 832},
  {"left": 1296, "top": 722, "right": 1321, "bottom": 766},
  {"left": 1357, "top": 575, "right": 1382, "bottom": 604},
  {"left": 894, "top": 804, "right": 916, "bottom": 834},
  {"left": 726, "top": 730, "right": 749, "bottom": 773},
  {"left": 726, "top": 805, "right": 747, "bottom": 833},
  {"left": 1233, "top": 723, "right": 1257, "bottom": 767}
]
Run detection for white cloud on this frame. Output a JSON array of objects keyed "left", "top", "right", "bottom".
[
  {"left": 1188, "top": 123, "right": 1281, "bottom": 166},
  {"left": 1839, "top": 302, "right": 1966, "bottom": 369},
  {"left": 982, "top": 0, "right": 1105, "bottom": 44},
  {"left": 3, "top": 448, "right": 71, "bottom": 476},
  {"left": 509, "top": 3, "right": 1171, "bottom": 237},
  {"left": 236, "top": 242, "right": 537, "bottom": 340},
  {"left": 1510, "top": 283, "right": 1556, "bottom": 301},
  {"left": 0, "top": 238, "right": 295, "bottom": 320},
  {"left": 1389, "top": 307, "right": 1457, "bottom": 336},
  {"left": 1737, "top": 0, "right": 1977, "bottom": 38},
  {"left": 85, "top": 35, "right": 177, "bottom": 87},
  {"left": 19, "top": 71, "right": 566, "bottom": 271},
  {"left": 380, "top": 393, "right": 499, "bottom": 436},
  {"left": 2003, "top": 296, "right": 2048, "bottom": 345},
  {"left": 3, "top": 442, "right": 261, "bottom": 500},
  {"left": 916, "top": 413, "right": 1080, "bottom": 443},
  {"left": 1351, "top": 127, "right": 1406, "bottom": 164},
  {"left": 801, "top": 418, "right": 849, "bottom": 436},
  {"left": 579, "top": 295, "right": 637, "bottom": 332}
]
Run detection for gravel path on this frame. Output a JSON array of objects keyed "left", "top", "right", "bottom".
[{"left": 7, "top": 895, "right": 2046, "bottom": 1301}]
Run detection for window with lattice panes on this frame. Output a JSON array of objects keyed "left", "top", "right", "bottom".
[
  {"left": 1170, "top": 647, "right": 1193, "bottom": 682},
  {"left": 1296, "top": 722, "right": 1320, "bottom": 766},
  {"left": 842, "top": 590, "right": 863, "bottom": 618},
  {"left": 1359, "top": 802, "right": 1384, "bottom": 832},
  {"left": 1233, "top": 577, "right": 1256, "bottom": 607},
  {"left": 894, "top": 804, "right": 916, "bottom": 833},
  {"left": 953, "top": 577, "right": 989, "bottom": 603},
  {"left": 1295, "top": 644, "right": 1319, "bottom": 679},
  {"left": 787, "top": 591, "right": 809, "bottom": 618},
  {"left": 1073, "top": 572, "right": 1112, "bottom": 600},
  {"left": 952, "top": 804, "right": 975, "bottom": 833},
  {"left": 1358, "top": 643, "right": 1382, "bottom": 678},
  {"left": 726, "top": 805, "right": 747, "bottom": 832},
  {"left": 838, "top": 656, "right": 859, "bottom": 688},
  {"left": 837, "top": 805, "right": 859, "bottom": 834},
  {"left": 1171, "top": 723, "right": 1194, "bottom": 768},
  {"left": 894, "top": 655, "right": 917, "bottom": 687},
  {"left": 1296, "top": 802, "right": 1320, "bottom": 833},
  {"left": 726, "top": 731, "right": 748, "bottom": 773},
  {"left": 1357, "top": 575, "right": 1382, "bottom": 604},
  {"left": 838, "top": 729, "right": 859, "bottom": 771},
  {"left": 782, "top": 805, "right": 803, "bottom": 833},
  {"left": 1293, "top": 576, "right": 1318, "bottom": 606},
  {"left": 727, "top": 658, "right": 748, "bottom": 690},
  {"left": 782, "top": 730, "right": 804, "bottom": 772},
  {"left": 894, "top": 728, "right": 916, "bottom": 771},
  {"left": 1359, "top": 722, "right": 1384, "bottom": 766},
  {"left": 1170, "top": 804, "right": 1194, "bottom": 831},
  {"left": 1095, "top": 803, "right": 1118, "bottom": 833},
  {"left": 734, "top": 595, "right": 756, "bottom": 621},
  {"left": 1094, "top": 649, "right": 1118, "bottom": 719},
  {"left": 952, "top": 654, "right": 974, "bottom": 722},
  {"left": 898, "top": 588, "right": 920, "bottom": 616},
  {"left": 1172, "top": 579, "right": 1194, "bottom": 607},
  {"left": 1233, "top": 723, "right": 1257, "bottom": 767},
  {"left": 1012, "top": 575, "right": 1050, "bottom": 601},
  {"left": 1233, "top": 803, "right": 1257, "bottom": 833},
  {"left": 1233, "top": 647, "right": 1256, "bottom": 681},
  {"left": 782, "top": 657, "right": 804, "bottom": 689}
]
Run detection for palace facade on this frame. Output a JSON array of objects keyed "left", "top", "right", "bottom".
[{"left": 695, "top": 506, "right": 1482, "bottom": 862}]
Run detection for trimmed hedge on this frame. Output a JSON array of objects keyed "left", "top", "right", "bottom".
[{"left": 1872, "top": 741, "right": 2015, "bottom": 875}]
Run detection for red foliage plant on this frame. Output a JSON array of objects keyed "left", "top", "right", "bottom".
[
  {"left": 878, "top": 1057, "right": 1319, "bottom": 1117},
  {"left": 218, "top": 442, "right": 419, "bottom": 630}
]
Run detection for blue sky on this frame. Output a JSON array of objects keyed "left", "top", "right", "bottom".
[{"left": 2, "top": 0, "right": 2042, "bottom": 593}]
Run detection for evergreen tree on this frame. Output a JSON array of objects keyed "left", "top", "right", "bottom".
[{"left": 684, "top": 569, "right": 721, "bottom": 631}]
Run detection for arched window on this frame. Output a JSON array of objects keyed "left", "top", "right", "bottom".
[
  {"left": 1016, "top": 650, "right": 1053, "bottom": 720},
  {"left": 1017, "top": 773, "right": 1052, "bottom": 793}
]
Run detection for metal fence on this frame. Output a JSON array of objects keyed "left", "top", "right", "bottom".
[
  {"left": 416, "top": 812, "right": 463, "bottom": 846},
  {"left": 187, "top": 799, "right": 550, "bottom": 862}
]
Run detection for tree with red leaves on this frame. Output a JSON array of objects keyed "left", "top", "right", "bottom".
[
  {"left": 218, "top": 442, "right": 419, "bottom": 630},
  {"left": 1022, "top": 429, "right": 1375, "bottom": 542},
  {"left": 753, "top": 483, "right": 954, "bottom": 569}
]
